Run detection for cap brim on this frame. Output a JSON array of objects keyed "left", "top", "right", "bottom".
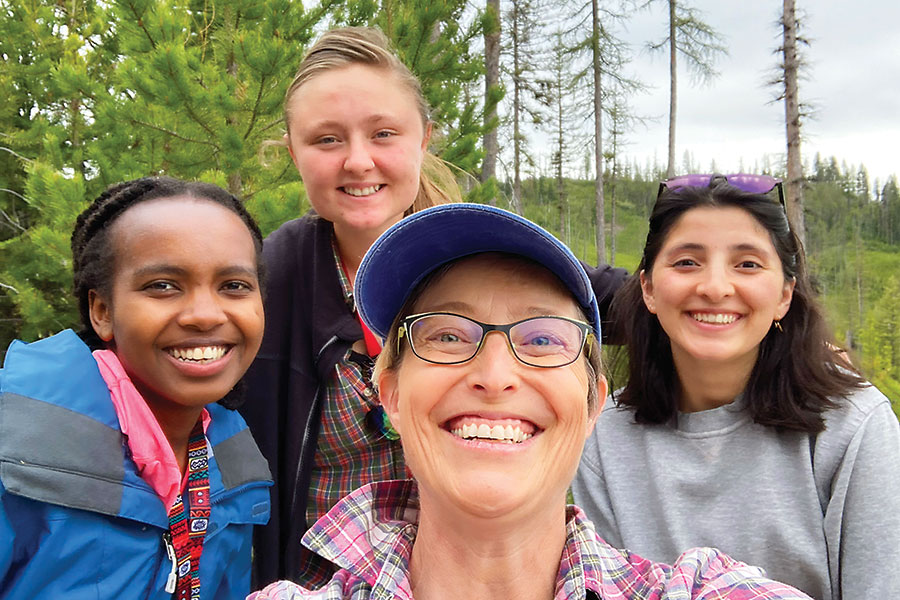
[{"left": 356, "top": 204, "right": 601, "bottom": 340}]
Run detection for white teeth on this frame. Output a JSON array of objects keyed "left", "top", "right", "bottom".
[
  {"left": 343, "top": 185, "right": 382, "bottom": 197},
  {"left": 169, "top": 346, "right": 227, "bottom": 362},
  {"left": 450, "top": 423, "right": 533, "bottom": 444},
  {"left": 693, "top": 313, "right": 737, "bottom": 324}
]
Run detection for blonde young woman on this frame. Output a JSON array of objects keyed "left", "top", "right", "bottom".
[
  {"left": 242, "top": 27, "right": 628, "bottom": 587},
  {"left": 240, "top": 26, "right": 457, "bottom": 587}
]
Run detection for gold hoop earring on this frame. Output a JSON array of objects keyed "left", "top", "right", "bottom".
[{"left": 773, "top": 320, "right": 783, "bottom": 332}]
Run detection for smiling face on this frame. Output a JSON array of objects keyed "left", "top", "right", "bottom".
[
  {"left": 641, "top": 205, "right": 795, "bottom": 379},
  {"left": 89, "top": 196, "right": 264, "bottom": 424},
  {"left": 377, "top": 255, "right": 605, "bottom": 522},
  {"left": 285, "top": 64, "right": 431, "bottom": 244}
]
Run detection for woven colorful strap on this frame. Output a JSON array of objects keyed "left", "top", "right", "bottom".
[{"left": 167, "top": 419, "right": 211, "bottom": 600}]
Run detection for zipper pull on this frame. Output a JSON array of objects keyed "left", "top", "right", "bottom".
[{"left": 163, "top": 531, "right": 177, "bottom": 593}]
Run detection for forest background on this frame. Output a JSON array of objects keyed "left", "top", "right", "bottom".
[{"left": 1, "top": 0, "right": 898, "bottom": 418}]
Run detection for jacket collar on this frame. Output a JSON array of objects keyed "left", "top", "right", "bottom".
[
  {"left": 1, "top": 330, "right": 271, "bottom": 528},
  {"left": 306, "top": 215, "right": 366, "bottom": 378}
]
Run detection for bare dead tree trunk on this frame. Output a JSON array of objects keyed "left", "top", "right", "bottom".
[
  {"left": 510, "top": 1, "right": 524, "bottom": 214},
  {"left": 481, "top": 0, "right": 500, "bottom": 204},
  {"left": 666, "top": 0, "right": 677, "bottom": 178},
  {"left": 650, "top": 0, "right": 724, "bottom": 178},
  {"left": 782, "top": 0, "right": 806, "bottom": 245},
  {"left": 557, "top": 155, "right": 566, "bottom": 244},
  {"left": 555, "top": 77, "right": 567, "bottom": 244},
  {"left": 591, "top": 0, "right": 606, "bottom": 264},
  {"left": 856, "top": 222, "right": 863, "bottom": 324},
  {"left": 610, "top": 171, "right": 617, "bottom": 265}
]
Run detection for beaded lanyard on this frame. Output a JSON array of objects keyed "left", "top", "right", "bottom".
[{"left": 166, "top": 420, "right": 210, "bottom": 600}]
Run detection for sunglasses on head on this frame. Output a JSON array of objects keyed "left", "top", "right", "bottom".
[{"left": 658, "top": 173, "right": 785, "bottom": 207}]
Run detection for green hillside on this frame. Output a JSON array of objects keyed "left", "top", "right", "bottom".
[{"left": 503, "top": 168, "right": 900, "bottom": 418}]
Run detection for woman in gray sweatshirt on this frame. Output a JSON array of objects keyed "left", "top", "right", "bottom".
[{"left": 573, "top": 174, "right": 900, "bottom": 600}]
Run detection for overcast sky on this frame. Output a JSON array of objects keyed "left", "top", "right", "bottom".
[{"left": 612, "top": 0, "right": 900, "bottom": 187}]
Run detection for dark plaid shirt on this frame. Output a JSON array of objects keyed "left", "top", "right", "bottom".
[{"left": 302, "top": 240, "right": 409, "bottom": 586}]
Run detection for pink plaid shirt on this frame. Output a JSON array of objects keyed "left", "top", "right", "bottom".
[{"left": 249, "top": 480, "right": 812, "bottom": 600}]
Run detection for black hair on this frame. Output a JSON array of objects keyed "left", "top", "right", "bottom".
[
  {"left": 608, "top": 180, "right": 865, "bottom": 432},
  {"left": 70, "top": 176, "right": 265, "bottom": 409}
]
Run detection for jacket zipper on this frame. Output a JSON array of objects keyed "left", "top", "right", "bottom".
[
  {"left": 290, "top": 334, "right": 341, "bottom": 516},
  {"left": 162, "top": 531, "right": 178, "bottom": 593}
]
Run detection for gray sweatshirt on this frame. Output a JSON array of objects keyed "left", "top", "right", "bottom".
[{"left": 572, "top": 384, "right": 900, "bottom": 600}]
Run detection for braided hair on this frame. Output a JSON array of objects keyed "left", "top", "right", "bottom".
[{"left": 71, "top": 177, "right": 265, "bottom": 409}]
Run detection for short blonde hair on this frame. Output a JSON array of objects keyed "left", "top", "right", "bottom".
[{"left": 283, "top": 26, "right": 461, "bottom": 211}]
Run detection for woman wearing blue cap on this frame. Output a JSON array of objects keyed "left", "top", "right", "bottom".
[{"left": 249, "top": 204, "right": 811, "bottom": 600}]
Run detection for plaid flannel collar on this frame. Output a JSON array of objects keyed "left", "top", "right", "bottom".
[
  {"left": 297, "top": 480, "right": 810, "bottom": 600},
  {"left": 331, "top": 235, "right": 355, "bottom": 310},
  {"left": 300, "top": 479, "right": 607, "bottom": 600}
]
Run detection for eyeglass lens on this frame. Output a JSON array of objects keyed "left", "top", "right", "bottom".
[{"left": 408, "top": 314, "right": 586, "bottom": 367}]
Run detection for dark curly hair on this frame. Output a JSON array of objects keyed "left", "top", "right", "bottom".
[
  {"left": 70, "top": 176, "right": 265, "bottom": 408},
  {"left": 608, "top": 179, "right": 865, "bottom": 432}
]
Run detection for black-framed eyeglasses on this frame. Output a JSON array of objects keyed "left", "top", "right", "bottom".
[
  {"left": 658, "top": 173, "right": 785, "bottom": 208},
  {"left": 398, "top": 312, "right": 593, "bottom": 368}
]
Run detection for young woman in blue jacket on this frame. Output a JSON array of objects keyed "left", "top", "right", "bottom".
[{"left": 0, "top": 177, "right": 272, "bottom": 599}]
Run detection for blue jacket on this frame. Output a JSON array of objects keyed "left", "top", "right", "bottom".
[{"left": 0, "top": 330, "right": 272, "bottom": 599}]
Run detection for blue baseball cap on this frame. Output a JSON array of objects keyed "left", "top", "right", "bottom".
[{"left": 355, "top": 203, "right": 600, "bottom": 340}]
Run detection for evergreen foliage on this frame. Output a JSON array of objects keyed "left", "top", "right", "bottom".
[
  {"left": 0, "top": 0, "right": 493, "bottom": 352},
  {"left": 0, "top": 163, "right": 85, "bottom": 342},
  {"left": 0, "top": 1, "right": 896, "bottom": 417}
]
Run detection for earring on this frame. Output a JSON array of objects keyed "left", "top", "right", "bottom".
[
  {"left": 773, "top": 320, "right": 783, "bottom": 332},
  {"left": 368, "top": 405, "right": 400, "bottom": 441}
]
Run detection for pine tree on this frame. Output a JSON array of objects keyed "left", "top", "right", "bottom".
[
  {"left": 545, "top": 0, "right": 641, "bottom": 264},
  {"left": 1, "top": 0, "right": 497, "bottom": 351},
  {"left": 0, "top": 0, "right": 114, "bottom": 223},
  {"left": 0, "top": 0, "right": 116, "bottom": 352},
  {"left": 502, "top": 0, "right": 548, "bottom": 214},
  {"left": 99, "top": 0, "right": 328, "bottom": 196},
  {"left": 545, "top": 30, "right": 577, "bottom": 244},
  {"left": 604, "top": 90, "right": 641, "bottom": 267},
  {"left": 859, "top": 276, "right": 900, "bottom": 390},
  {"left": 589, "top": 0, "right": 607, "bottom": 263},
  {"left": 0, "top": 163, "right": 86, "bottom": 345},
  {"left": 883, "top": 176, "right": 899, "bottom": 246},
  {"left": 643, "top": 0, "right": 726, "bottom": 178}
]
